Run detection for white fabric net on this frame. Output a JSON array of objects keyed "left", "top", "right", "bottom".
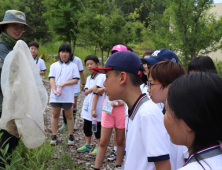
[{"left": 0, "top": 40, "right": 47, "bottom": 148}]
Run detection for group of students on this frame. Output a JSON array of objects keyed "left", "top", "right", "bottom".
[
  {"left": 0, "top": 9, "right": 221, "bottom": 170},
  {"left": 47, "top": 40, "right": 222, "bottom": 170}
]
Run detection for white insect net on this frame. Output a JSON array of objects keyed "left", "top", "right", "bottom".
[{"left": 0, "top": 40, "right": 47, "bottom": 148}]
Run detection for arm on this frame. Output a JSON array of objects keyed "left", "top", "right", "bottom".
[
  {"left": 85, "top": 85, "right": 97, "bottom": 96},
  {"left": 40, "top": 70, "right": 46, "bottom": 76},
  {"left": 97, "top": 87, "right": 105, "bottom": 95},
  {"left": 154, "top": 160, "right": 171, "bottom": 170},
  {"left": 49, "top": 78, "right": 57, "bottom": 95},
  {"left": 80, "top": 71, "right": 86, "bottom": 91},
  {"left": 60, "top": 79, "right": 78, "bottom": 88},
  {"left": 91, "top": 94, "right": 99, "bottom": 118}
]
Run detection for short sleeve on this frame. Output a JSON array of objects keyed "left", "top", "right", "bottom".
[
  {"left": 48, "top": 63, "right": 55, "bottom": 79},
  {"left": 77, "top": 57, "right": 84, "bottom": 71},
  {"left": 72, "top": 64, "right": 80, "bottom": 79},
  {"left": 140, "top": 110, "right": 170, "bottom": 162},
  {"left": 40, "top": 59, "right": 46, "bottom": 71},
  {"left": 96, "top": 74, "right": 106, "bottom": 88}
]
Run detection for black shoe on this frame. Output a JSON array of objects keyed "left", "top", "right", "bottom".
[{"left": 107, "top": 150, "right": 117, "bottom": 161}]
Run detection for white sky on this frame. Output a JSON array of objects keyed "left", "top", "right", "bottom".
[{"left": 214, "top": 0, "right": 222, "bottom": 3}]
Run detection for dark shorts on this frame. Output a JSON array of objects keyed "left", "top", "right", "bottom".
[
  {"left": 83, "top": 119, "right": 101, "bottom": 139},
  {"left": 50, "top": 103, "right": 73, "bottom": 109}
]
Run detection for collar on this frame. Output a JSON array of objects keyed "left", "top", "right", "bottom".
[
  {"left": 128, "top": 93, "right": 148, "bottom": 120},
  {"left": 91, "top": 72, "right": 99, "bottom": 79},
  {"left": 34, "top": 56, "right": 38, "bottom": 60},
  {"left": 184, "top": 143, "right": 222, "bottom": 166},
  {"left": 162, "top": 106, "right": 166, "bottom": 115},
  {"left": 0, "top": 32, "right": 17, "bottom": 47},
  {"left": 59, "top": 59, "right": 70, "bottom": 65}
]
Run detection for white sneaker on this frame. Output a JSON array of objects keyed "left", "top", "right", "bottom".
[
  {"left": 74, "top": 121, "right": 77, "bottom": 130},
  {"left": 68, "top": 135, "right": 74, "bottom": 145},
  {"left": 115, "top": 166, "right": 122, "bottom": 170},
  {"left": 58, "top": 123, "right": 67, "bottom": 131},
  {"left": 50, "top": 135, "right": 57, "bottom": 145}
]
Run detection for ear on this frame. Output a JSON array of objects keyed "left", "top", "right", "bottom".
[
  {"left": 119, "top": 72, "right": 127, "bottom": 86},
  {"left": 96, "top": 63, "right": 100, "bottom": 67}
]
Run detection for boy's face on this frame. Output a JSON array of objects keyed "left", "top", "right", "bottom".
[
  {"left": 29, "top": 46, "right": 39, "bottom": 58},
  {"left": 85, "top": 60, "right": 99, "bottom": 73},
  {"left": 103, "top": 70, "right": 120, "bottom": 101}
]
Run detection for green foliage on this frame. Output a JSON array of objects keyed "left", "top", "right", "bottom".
[
  {"left": 148, "top": 0, "right": 222, "bottom": 66},
  {"left": 0, "top": 0, "right": 52, "bottom": 44},
  {"left": 43, "top": 0, "right": 83, "bottom": 53},
  {"left": 214, "top": 59, "right": 222, "bottom": 77}
]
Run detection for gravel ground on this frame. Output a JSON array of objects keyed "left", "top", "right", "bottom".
[{"left": 43, "top": 79, "right": 116, "bottom": 170}]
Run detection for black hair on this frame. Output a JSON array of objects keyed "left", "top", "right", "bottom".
[
  {"left": 143, "top": 50, "right": 154, "bottom": 58},
  {"left": 113, "top": 64, "right": 144, "bottom": 86},
  {"left": 124, "top": 45, "right": 133, "bottom": 52},
  {"left": 0, "top": 24, "right": 7, "bottom": 33},
  {"left": 167, "top": 72, "right": 222, "bottom": 169},
  {"left": 28, "top": 41, "right": 39, "bottom": 48},
  {"left": 188, "top": 56, "right": 217, "bottom": 74},
  {"left": 58, "top": 43, "right": 73, "bottom": 61},
  {"left": 84, "top": 55, "right": 99, "bottom": 65}
]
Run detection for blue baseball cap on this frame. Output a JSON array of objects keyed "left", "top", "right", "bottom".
[
  {"left": 93, "top": 51, "right": 143, "bottom": 77},
  {"left": 141, "top": 49, "right": 178, "bottom": 66}
]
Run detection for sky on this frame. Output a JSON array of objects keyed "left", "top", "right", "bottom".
[{"left": 214, "top": 0, "right": 222, "bottom": 3}]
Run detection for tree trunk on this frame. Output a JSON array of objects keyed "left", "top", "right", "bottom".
[
  {"left": 191, "top": 49, "right": 195, "bottom": 60},
  {"left": 72, "top": 40, "right": 76, "bottom": 55},
  {"left": 94, "top": 45, "right": 97, "bottom": 55},
  {"left": 101, "top": 48, "right": 104, "bottom": 67},
  {"left": 106, "top": 48, "right": 110, "bottom": 59}
]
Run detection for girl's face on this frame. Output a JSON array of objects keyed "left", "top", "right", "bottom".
[
  {"left": 147, "top": 75, "right": 168, "bottom": 104},
  {"left": 59, "top": 51, "right": 70, "bottom": 63},
  {"left": 164, "top": 101, "right": 195, "bottom": 150},
  {"left": 143, "top": 63, "right": 152, "bottom": 76},
  {"left": 6, "top": 23, "right": 25, "bottom": 40},
  {"left": 85, "top": 60, "right": 99, "bottom": 74}
]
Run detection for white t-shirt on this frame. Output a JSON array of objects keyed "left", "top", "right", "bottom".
[
  {"left": 179, "top": 155, "right": 222, "bottom": 170},
  {"left": 125, "top": 94, "right": 187, "bottom": 170},
  {"left": 81, "top": 73, "right": 105, "bottom": 122},
  {"left": 34, "top": 56, "right": 46, "bottom": 80},
  {"left": 72, "top": 56, "right": 84, "bottom": 93},
  {"left": 48, "top": 61, "right": 80, "bottom": 103},
  {"left": 179, "top": 145, "right": 222, "bottom": 170}
]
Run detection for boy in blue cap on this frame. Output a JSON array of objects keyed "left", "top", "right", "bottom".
[{"left": 93, "top": 51, "right": 171, "bottom": 170}]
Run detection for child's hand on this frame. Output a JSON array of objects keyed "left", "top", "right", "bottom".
[
  {"left": 111, "top": 100, "right": 124, "bottom": 107},
  {"left": 92, "top": 110, "right": 97, "bottom": 118},
  {"left": 60, "top": 83, "right": 66, "bottom": 88}
]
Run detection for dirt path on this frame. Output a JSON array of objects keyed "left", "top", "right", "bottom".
[{"left": 43, "top": 79, "right": 116, "bottom": 170}]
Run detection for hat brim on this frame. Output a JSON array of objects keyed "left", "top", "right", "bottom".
[
  {"left": 141, "top": 58, "right": 159, "bottom": 66},
  {"left": 0, "top": 20, "right": 34, "bottom": 33},
  {"left": 92, "top": 68, "right": 112, "bottom": 74}
]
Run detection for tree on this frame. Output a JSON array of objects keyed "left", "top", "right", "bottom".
[
  {"left": 77, "top": 0, "right": 132, "bottom": 66},
  {"left": 43, "top": 0, "right": 83, "bottom": 53},
  {"left": 0, "top": 0, "right": 52, "bottom": 44},
  {"left": 147, "top": 0, "right": 222, "bottom": 66}
]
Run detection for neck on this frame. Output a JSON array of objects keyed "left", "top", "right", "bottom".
[
  {"left": 122, "top": 86, "right": 142, "bottom": 109},
  {"left": 92, "top": 71, "right": 97, "bottom": 76}
]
